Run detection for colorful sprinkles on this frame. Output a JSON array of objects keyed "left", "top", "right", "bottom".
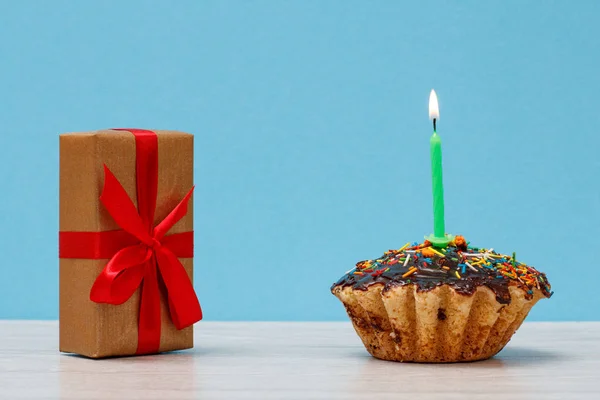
[{"left": 343, "top": 235, "right": 553, "bottom": 299}]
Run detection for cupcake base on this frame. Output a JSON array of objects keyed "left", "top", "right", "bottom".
[{"left": 332, "top": 284, "right": 544, "bottom": 363}]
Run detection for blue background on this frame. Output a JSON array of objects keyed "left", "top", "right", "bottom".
[{"left": 0, "top": 1, "right": 598, "bottom": 321}]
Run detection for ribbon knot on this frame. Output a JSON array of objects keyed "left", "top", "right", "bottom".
[
  {"left": 150, "top": 238, "right": 162, "bottom": 251},
  {"left": 61, "top": 129, "right": 202, "bottom": 355}
]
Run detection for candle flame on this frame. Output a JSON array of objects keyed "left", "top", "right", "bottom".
[{"left": 429, "top": 89, "right": 439, "bottom": 120}]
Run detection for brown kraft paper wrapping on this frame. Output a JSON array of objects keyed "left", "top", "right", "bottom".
[{"left": 59, "top": 129, "right": 194, "bottom": 358}]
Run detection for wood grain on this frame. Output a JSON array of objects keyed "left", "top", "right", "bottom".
[{"left": 0, "top": 321, "right": 598, "bottom": 399}]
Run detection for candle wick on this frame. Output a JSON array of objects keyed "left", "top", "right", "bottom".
[{"left": 433, "top": 118, "right": 437, "bottom": 132}]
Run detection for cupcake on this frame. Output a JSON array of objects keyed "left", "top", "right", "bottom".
[{"left": 331, "top": 235, "right": 552, "bottom": 363}]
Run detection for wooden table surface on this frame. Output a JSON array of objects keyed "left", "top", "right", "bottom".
[{"left": 0, "top": 321, "right": 598, "bottom": 400}]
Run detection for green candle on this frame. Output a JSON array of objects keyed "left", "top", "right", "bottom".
[
  {"left": 426, "top": 90, "right": 453, "bottom": 247},
  {"left": 430, "top": 131, "right": 445, "bottom": 237}
]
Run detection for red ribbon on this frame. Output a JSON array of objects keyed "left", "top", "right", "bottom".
[{"left": 59, "top": 129, "right": 202, "bottom": 354}]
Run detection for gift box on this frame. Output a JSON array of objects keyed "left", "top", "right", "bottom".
[{"left": 59, "top": 129, "right": 202, "bottom": 358}]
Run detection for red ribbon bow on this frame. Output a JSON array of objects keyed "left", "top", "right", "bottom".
[{"left": 59, "top": 129, "right": 202, "bottom": 354}]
